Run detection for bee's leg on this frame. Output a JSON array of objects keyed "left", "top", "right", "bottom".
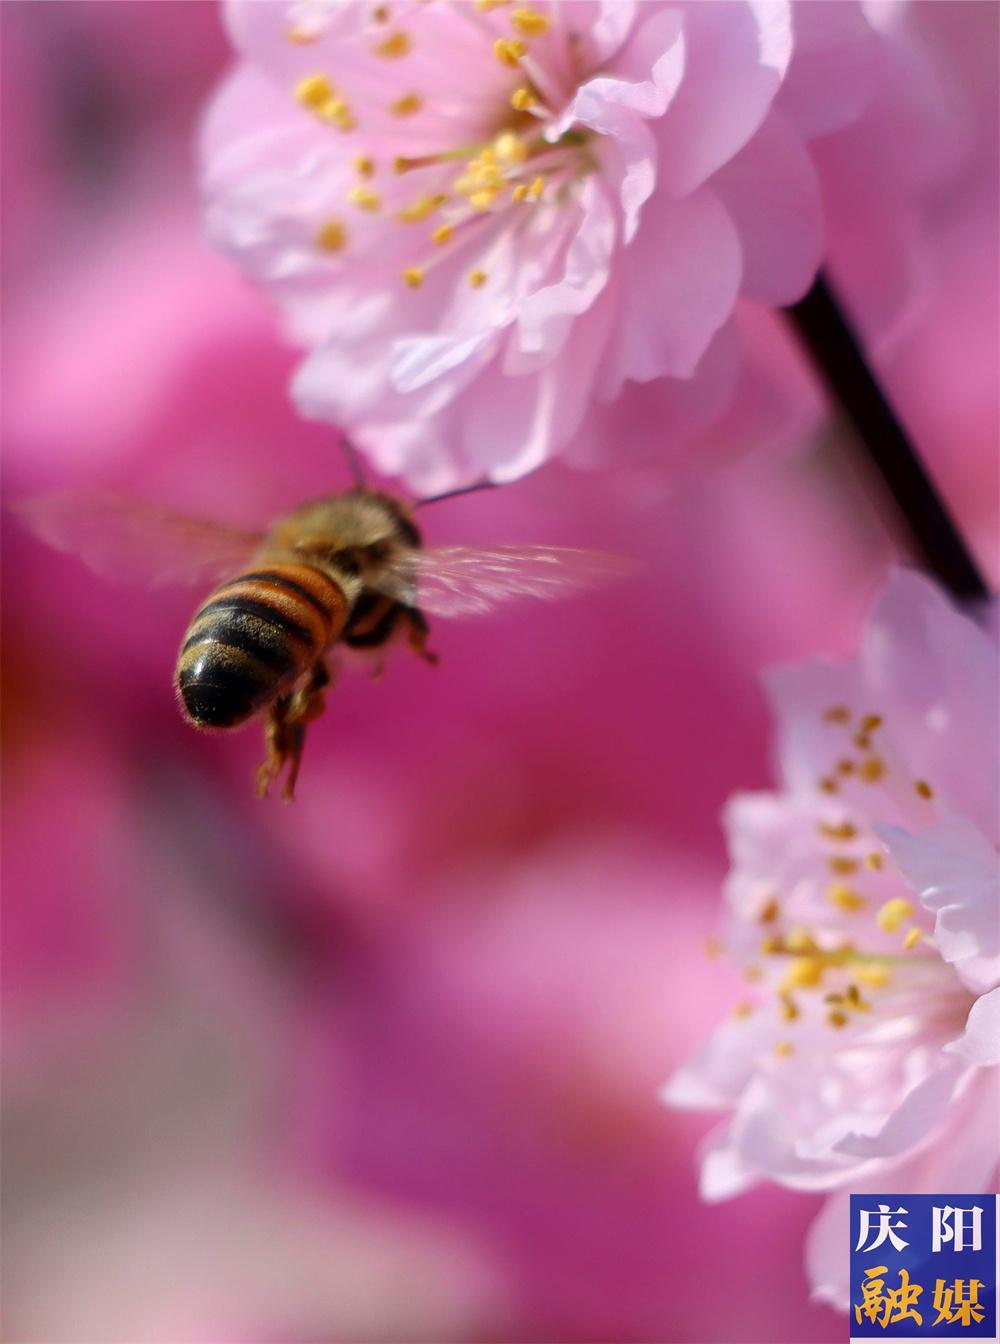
[
  {"left": 256, "top": 661, "right": 333, "bottom": 801},
  {"left": 404, "top": 608, "right": 439, "bottom": 666}
]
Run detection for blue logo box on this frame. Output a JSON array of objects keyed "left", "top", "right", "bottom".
[{"left": 850, "top": 1194, "right": 998, "bottom": 1340}]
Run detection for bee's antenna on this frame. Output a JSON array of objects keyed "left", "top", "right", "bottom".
[
  {"left": 414, "top": 479, "right": 498, "bottom": 509},
  {"left": 340, "top": 434, "right": 367, "bottom": 487}
]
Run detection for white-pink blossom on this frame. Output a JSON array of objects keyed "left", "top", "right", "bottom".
[
  {"left": 201, "top": 0, "right": 883, "bottom": 491},
  {"left": 664, "top": 569, "right": 999, "bottom": 1310}
]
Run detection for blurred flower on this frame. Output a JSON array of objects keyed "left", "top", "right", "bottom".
[
  {"left": 665, "top": 568, "right": 1000, "bottom": 1309},
  {"left": 201, "top": 0, "right": 887, "bottom": 491}
]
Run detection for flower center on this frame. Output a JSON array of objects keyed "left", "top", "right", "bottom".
[
  {"left": 721, "top": 703, "right": 972, "bottom": 1058},
  {"left": 287, "top": 1, "right": 598, "bottom": 290}
]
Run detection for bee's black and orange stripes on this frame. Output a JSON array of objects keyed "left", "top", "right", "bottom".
[{"left": 175, "top": 563, "right": 349, "bottom": 729}]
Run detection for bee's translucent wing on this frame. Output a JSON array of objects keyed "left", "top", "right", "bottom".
[
  {"left": 13, "top": 491, "right": 265, "bottom": 589},
  {"left": 371, "top": 544, "right": 632, "bottom": 617}
]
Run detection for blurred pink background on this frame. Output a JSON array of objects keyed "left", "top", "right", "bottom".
[{"left": 1, "top": 3, "right": 996, "bottom": 1341}]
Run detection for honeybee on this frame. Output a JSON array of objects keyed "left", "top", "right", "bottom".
[{"left": 17, "top": 480, "right": 624, "bottom": 798}]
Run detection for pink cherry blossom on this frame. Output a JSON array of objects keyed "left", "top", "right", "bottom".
[
  {"left": 201, "top": 0, "right": 885, "bottom": 491},
  {"left": 664, "top": 568, "right": 1000, "bottom": 1310}
]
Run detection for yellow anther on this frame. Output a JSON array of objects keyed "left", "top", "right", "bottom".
[
  {"left": 372, "top": 3, "right": 390, "bottom": 20},
  {"left": 785, "top": 927, "right": 818, "bottom": 955},
  {"left": 857, "top": 964, "right": 891, "bottom": 989},
  {"left": 295, "top": 74, "right": 335, "bottom": 109},
  {"left": 733, "top": 1000, "right": 754, "bottom": 1019},
  {"left": 494, "top": 131, "right": 528, "bottom": 165},
  {"left": 476, "top": 0, "right": 510, "bottom": 8},
  {"left": 397, "top": 193, "right": 445, "bottom": 223},
  {"left": 915, "top": 779, "right": 934, "bottom": 800},
  {"left": 494, "top": 36, "right": 527, "bottom": 66},
  {"left": 744, "top": 965, "right": 763, "bottom": 983},
  {"left": 354, "top": 155, "right": 375, "bottom": 178},
  {"left": 512, "top": 183, "right": 530, "bottom": 202},
  {"left": 779, "top": 993, "right": 799, "bottom": 1022},
  {"left": 469, "top": 188, "right": 501, "bottom": 211},
  {"left": 375, "top": 30, "right": 411, "bottom": 58},
  {"left": 828, "top": 856, "right": 859, "bottom": 876},
  {"left": 468, "top": 269, "right": 488, "bottom": 288},
  {"left": 854, "top": 731, "right": 872, "bottom": 751},
  {"left": 431, "top": 223, "right": 454, "bottom": 245},
  {"left": 818, "top": 776, "right": 838, "bottom": 794},
  {"left": 877, "top": 898, "right": 914, "bottom": 933},
  {"left": 760, "top": 935, "right": 782, "bottom": 956},
  {"left": 318, "top": 97, "right": 356, "bottom": 130},
  {"left": 903, "top": 927, "right": 923, "bottom": 950},
  {"left": 827, "top": 883, "right": 866, "bottom": 912},
  {"left": 287, "top": 25, "right": 319, "bottom": 45},
  {"left": 528, "top": 175, "right": 545, "bottom": 198},
  {"left": 774, "top": 1041, "right": 795, "bottom": 1058},
  {"left": 836, "top": 759, "right": 855, "bottom": 776},
  {"left": 511, "top": 87, "right": 536, "bottom": 111},
  {"left": 818, "top": 821, "right": 858, "bottom": 842},
  {"left": 348, "top": 186, "right": 382, "bottom": 212},
  {"left": 390, "top": 93, "right": 423, "bottom": 117},
  {"left": 511, "top": 7, "right": 551, "bottom": 36},
  {"left": 401, "top": 266, "right": 425, "bottom": 288},
  {"left": 823, "top": 705, "right": 851, "bottom": 724},
  {"left": 703, "top": 936, "right": 722, "bottom": 959},
  {"left": 859, "top": 756, "right": 886, "bottom": 783},
  {"left": 866, "top": 852, "right": 885, "bottom": 871},
  {"left": 860, "top": 714, "right": 883, "bottom": 733},
  {"left": 315, "top": 219, "right": 348, "bottom": 252},
  {"left": 827, "top": 1008, "right": 849, "bottom": 1029},
  {"left": 758, "top": 897, "right": 780, "bottom": 924},
  {"left": 781, "top": 957, "right": 824, "bottom": 990}
]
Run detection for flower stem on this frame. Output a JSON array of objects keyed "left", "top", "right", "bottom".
[{"left": 787, "top": 273, "right": 990, "bottom": 602}]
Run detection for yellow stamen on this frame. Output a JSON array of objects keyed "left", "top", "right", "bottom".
[
  {"left": 780, "top": 957, "right": 824, "bottom": 991},
  {"left": 854, "top": 731, "right": 872, "bottom": 750},
  {"left": 865, "top": 852, "right": 885, "bottom": 871},
  {"left": 827, "top": 883, "right": 866, "bottom": 912},
  {"left": 287, "top": 26, "right": 319, "bottom": 45},
  {"left": 494, "top": 131, "right": 528, "bottom": 165},
  {"left": 903, "top": 927, "right": 923, "bottom": 950},
  {"left": 295, "top": 74, "right": 335, "bottom": 109},
  {"left": 818, "top": 776, "right": 838, "bottom": 794},
  {"left": 758, "top": 897, "right": 780, "bottom": 924},
  {"left": 402, "top": 266, "right": 425, "bottom": 289},
  {"left": 780, "top": 993, "right": 799, "bottom": 1022},
  {"left": 511, "top": 87, "right": 536, "bottom": 112},
  {"left": 354, "top": 155, "right": 375, "bottom": 178},
  {"left": 733, "top": 1000, "right": 754, "bottom": 1019},
  {"left": 375, "top": 31, "right": 411, "bottom": 58},
  {"left": 315, "top": 219, "right": 348, "bottom": 252},
  {"left": 860, "top": 713, "right": 883, "bottom": 733},
  {"left": 760, "top": 935, "right": 782, "bottom": 956},
  {"left": 823, "top": 705, "right": 851, "bottom": 724},
  {"left": 397, "top": 193, "right": 446, "bottom": 223},
  {"left": 348, "top": 186, "right": 382, "bottom": 212},
  {"left": 827, "top": 1008, "right": 849, "bottom": 1029},
  {"left": 431, "top": 223, "right": 454, "bottom": 245},
  {"left": 786, "top": 927, "right": 819, "bottom": 955},
  {"left": 494, "top": 37, "right": 527, "bottom": 67},
  {"left": 744, "top": 965, "right": 763, "bottom": 983},
  {"left": 469, "top": 188, "right": 501, "bottom": 211},
  {"left": 857, "top": 964, "right": 891, "bottom": 989},
  {"left": 774, "top": 1041, "right": 794, "bottom": 1057},
  {"left": 512, "top": 183, "right": 530, "bottom": 202},
  {"left": 915, "top": 779, "right": 934, "bottom": 800},
  {"left": 318, "top": 97, "right": 356, "bottom": 130},
  {"left": 511, "top": 7, "right": 551, "bottom": 36},
  {"left": 476, "top": 0, "right": 510, "bottom": 8},
  {"left": 828, "top": 856, "right": 859, "bottom": 876},
  {"left": 372, "top": 3, "right": 390, "bottom": 20},
  {"left": 859, "top": 756, "right": 886, "bottom": 783},
  {"left": 390, "top": 93, "right": 423, "bottom": 117},
  {"left": 818, "top": 821, "right": 858, "bottom": 842},
  {"left": 877, "top": 898, "right": 914, "bottom": 933},
  {"left": 836, "top": 759, "right": 855, "bottom": 776},
  {"left": 468, "top": 269, "right": 488, "bottom": 288},
  {"left": 528, "top": 175, "right": 545, "bottom": 198}
]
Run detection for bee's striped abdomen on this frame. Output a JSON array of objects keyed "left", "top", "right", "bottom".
[{"left": 175, "top": 564, "right": 348, "bottom": 729}]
